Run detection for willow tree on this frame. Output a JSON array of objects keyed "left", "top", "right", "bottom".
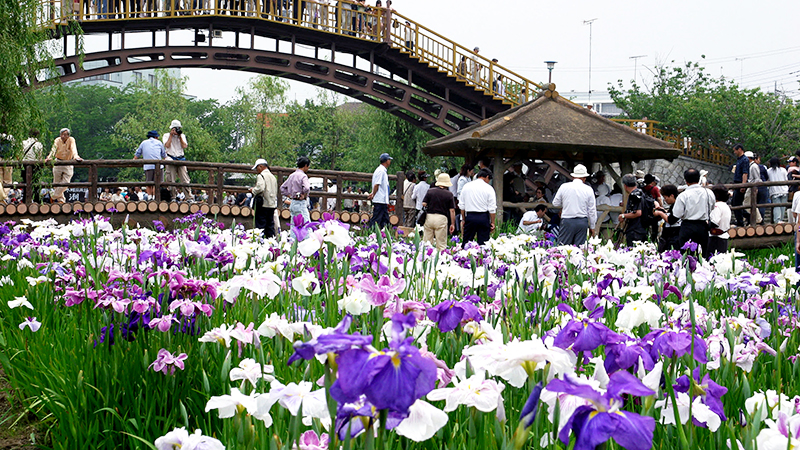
[{"left": 0, "top": 0, "right": 81, "bottom": 152}]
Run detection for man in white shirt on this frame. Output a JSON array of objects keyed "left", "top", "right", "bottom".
[
  {"left": 672, "top": 168, "right": 715, "bottom": 257},
  {"left": 518, "top": 204, "right": 547, "bottom": 234},
  {"left": 551, "top": 164, "right": 597, "bottom": 246},
  {"left": 366, "top": 153, "right": 393, "bottom": 229},
  {"left": 412, "top": 171, "right": 430, "bottom": 222},
  {"left": 460, "top": 168, "right": 496, "bottom": 245},
  {"left": 250, "top": 158, "right": 278, "bottom": 238},
  {"left": 162, "top": 119, "right": 190, "bottom": 201},
  {"left": 326, "top": 180, "right": 337, "bottom": 211}
]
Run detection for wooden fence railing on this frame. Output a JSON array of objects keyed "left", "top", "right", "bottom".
[
  {"left": 612, "top": 119, "right": 733, "bottom": 166},
  {"left": 1, "top": 159, "right": 403, "bottom": 212}
]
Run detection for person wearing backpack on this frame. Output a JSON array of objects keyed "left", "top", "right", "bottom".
[
  {"left": 672, "top": 168, "right": 716, "bottom": 258},
  {"left": 618, "top": 174, "right": 647, "bottom": 247}
]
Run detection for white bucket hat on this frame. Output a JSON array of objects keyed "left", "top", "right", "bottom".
[
  {"left": 435, "top": 173, "right": 452, "bottom": 187},
  {"left": 170, "top": 120, "right": 182, "bottom": 129},
  {"left": 570, "top": 164, "right": 590, "bottom": 178},
  {"left": 252, "top": 158, "right": 268, "bottom": 170}
]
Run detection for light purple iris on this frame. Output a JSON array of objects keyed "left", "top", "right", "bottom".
[
  {"left": 548, "top": 371, "right": 655, "bottom": 450},
  {"left": 356, "top": 274, "right": 405, "bottom": 306},
  {"left": 645, "top": 328, "right": 708, "bottom": 363},
  {"left": 553, "top": 304, "right": 622, "bottom": 353},
  {"left": 426, "top": 300, "right": 482, "bottom": 332},
  {"left": 148, "top": 348, "right": 188, "bottom": 375},
  {"left": 582, "top": 275, "right": 621, "bottom": 310},
  {"left": 287, "top": 315, "right": 373, "bottom": 365}
]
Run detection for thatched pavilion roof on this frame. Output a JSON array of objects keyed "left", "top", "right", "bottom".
[{"left": 424, "top": 93, "right": 679, "bottom": 163}]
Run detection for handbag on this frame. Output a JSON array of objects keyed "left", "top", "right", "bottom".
[{"left": 416, "top": 207, "right": 427, "bottom": 226}]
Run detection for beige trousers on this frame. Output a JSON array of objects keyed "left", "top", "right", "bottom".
[
  {"left": 1, "top": 166, "right": 11, "bottom": 195},
  {"left": 423, "top": 213, "right": 448, "bottom": 251},
  {"left": 52, "top": 165, "right": 73, "bottom": 202},
  {"left": 164, "top": 164, "right": 191, "bottom": 199}
]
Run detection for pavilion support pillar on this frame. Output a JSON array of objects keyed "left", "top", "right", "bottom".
[{"left": 493, "top": 153, "right": 504, "bottom": 224}]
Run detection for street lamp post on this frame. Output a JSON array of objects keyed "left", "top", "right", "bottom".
[{"left": 544, "top": 61, "right": 557, "bottom": 84}]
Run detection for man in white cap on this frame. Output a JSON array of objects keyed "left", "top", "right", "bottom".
[
  {"left": 366, "top": 153, "right": 393, "bottom": 230},
  {"left": 162, "top": 119, "right": 190, "bottom": 201},
  {"left": 45, "top": 128, "right": 83, "bottom": 203},
  {"left": 250, "top": 158, "right": 278, "bottom": 238},
  {"left": 552, "top": 164, "right": 597, "bottom": 246}
]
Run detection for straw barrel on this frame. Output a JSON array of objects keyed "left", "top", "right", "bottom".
[
  {"left": 210, "top": 204, "right": 220, "bottom": 215},
  {"left": 62, "top": 203, "right": 72, "bottom": 214},
  {"left": 231, "top": 205, "right": 240, "bottom": 215},
  {"left": 221, "top": 205, "right": 231, "bottom": 215},
  {"left": 280, "top": 209, "right": 291, "bottom": 219},
  {"left": 28, "top": 203, "right": 39, "bottom": 215},
  {"left": 310, "top": 210, "right": 321, "bottom": 221},
  {"left": 179, "top": 203, "right": 190, "bottom": 214},
  {"left": 389, "top": 215, "right": 400, "bottom": 225},
  {"left": 126, "top": 202, "right": 137, "bottom": 213},
  {"left": 341, "top": 211, "right": 351, "bottom": 222},
  {"left": 16, "top": 203, "right": 27, "bottom": 214},
  {"left": 40, "top": 203, "right": 50, "bottom": 214},
  {"left": 190, "top": 204, "right": 200, "bottom": 214},
  {"left": 240, "top": 207, "right": 251, "bottom": 217},
  {"left": 137, "top": 201, "right": 147, "bottom": 212},
  {"left": 200, "top": 204, "right": 211, "bottom": 214},
  {"left": 755, "top": 225, "right": 765, "bottom": 236}
]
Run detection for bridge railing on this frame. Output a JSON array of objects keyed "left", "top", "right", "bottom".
[
  {"left": 38, "top": 0, "right": 540, "bottom": 107},
  {"left": 2, "top": 159, "right": 401, "bottom": 211},
  {"left": 612, "top": 119, "right": 733, "bottom": 166}
]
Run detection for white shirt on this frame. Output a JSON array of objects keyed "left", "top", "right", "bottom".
[
  {"left": 21, "top": 137, "right": 44, "bottom": 160},
  {"left": 327, "top": 184, "right": 337, "bottom": 210},
  {"left": 792, "top": 193, "right": 800, "bottom": 222},
  {"left": 518, "top": 211, "right": 542, "bottom": 233},
  {"left": 609, "top": 193, "right": 623, "bottom": 225},
  {"left": 709, "top": 201, "right": 732, "bottom": 239},
  {"left": 767, "top": 167, "right": 789, "bottom": 197},
  {"left": 552, "top": 179, "right": 598, "bottom": 228},
  {"left": 162, "top": 133, "right": 188, "bottom": 158},
  {"left": 412, "top": 181, "right": 429, "bottom": 210},
  {"left": 459, "top": 178, "right": 497, "bottom": 213},
  {"left": 449, "top": 174, "right": 460, "bottom": 197},
  {"left": 457, "top": 175, "right": 470, "bottom": 199},
  {"left": 371, "top": 164, "right": 389, "bottom": 204},
  {"left": 672, "top": 184, "right": 715, "bottom": 221}
]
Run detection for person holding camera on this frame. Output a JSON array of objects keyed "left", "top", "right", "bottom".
[{"left": 162, "top": 119, "right": 190, "bottom": 201}]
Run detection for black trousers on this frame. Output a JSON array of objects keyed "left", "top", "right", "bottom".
[
  {"left": 707, "top": 236, "right": 728, "bottom": 258},
  {"left": 679, "top": 220, "right": 709, "bottom": 257},
  {"left": 464, "top": 211, "right": 491, "bottom": 245},
  {"left": 367, "top": 203, "right": 390, "bottom": 229},
  {"left": 658, "top": 226, "right": 680, "bottom": 252},
  {"left": 731, "top": 189, "right": 749, "bottom": 226},
  {"left": 625, "top": 229, "right": 647, "bottom": 247},
  {"left": 254, "top": 197, "right": 275, "bottom": 238}
]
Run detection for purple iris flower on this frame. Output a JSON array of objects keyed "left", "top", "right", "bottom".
[
  {"left": 291, "top": 215, "right": 317, "bottom": 240},
  {"left": 553, "top": 304, "right": 622, "bottom": 353},
  {"left": 426, "top": 300, "right": 482, "bottom": 332},
  {"left": 681, "top": 241, "right": 699, "bottom": 252},
  {"left": 335, "top": 397, "right": 406, "bottom": 440},
  {"left": 674, "top": 368, "right": 728, "bottom": 424},
  {"left": 582, "top": 275, "right": 621, "bottom": 310},
  {"left": 330, "top": 314, "right": 437, "bottom": 415},
  {"left": 520, "top": 381, "right": 543, "bottom": 428},
  {"left": 288, "top": 315, "right": 373, "bottom": 365},
  {"left": 548, "top": 371, "right": 656, "bottom": 450},
  {"left": 604, "top": 339, "right": 655, "bottom": 374},
  {"left": 645, "top": 328, "right": 708, "bottom": 363}
]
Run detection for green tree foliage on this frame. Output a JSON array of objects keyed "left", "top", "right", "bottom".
[
  {"left": 0, "top": 0, "right": 81, "bottom": 154},
  {"left": 609, "top": 60, "right": 800, "bottom": 158}
]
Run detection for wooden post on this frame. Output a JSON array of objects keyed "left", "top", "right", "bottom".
[
  {"left": 493, "top": 153, "right": 503, "bottom": 222},
  {"left": 336, "top": 174, "right": 344, "bottom": 211},
  {"left": 395, "top": 171, "right": 405, "bottom": 221},
  {"left": 216, "top": 168, "right": 224, "bottom": 205},
  {"left": 154, "top": 163, "right": 162, "bottom": 202},
  {"left": 23, "top": 163, "right": 33, "bottom": 204},
  {"left": 749, "top": 185, "right": 758, "bottom": 223},
  {"left": 88, "top": 163, "right": 98, "bottom": 202}
]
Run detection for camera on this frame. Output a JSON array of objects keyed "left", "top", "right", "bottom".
[{"left": 174, "top": 127, "right": 182, "bottom": 135}]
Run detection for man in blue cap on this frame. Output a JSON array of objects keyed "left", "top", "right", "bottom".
[
  {"left": 367, "top": 153, "right": 393, "bottom": 230},
  {"left": 134, "top": 130, "right": 166, "bottom": 198}
]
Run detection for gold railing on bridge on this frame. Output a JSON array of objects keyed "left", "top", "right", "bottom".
[
  {"left": 612, "top": 119, "right": 733, "bottom": 166},
  {"left": 38, "top": 0, "right": 542, "bottom": 107}
]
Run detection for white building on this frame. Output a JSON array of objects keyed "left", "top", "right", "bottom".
[
  {"left": 565, "top": 91, "right": 625, "bottom": 117},
  {"left": 67, "top": 67, "right": 182, "bottom": 90}
]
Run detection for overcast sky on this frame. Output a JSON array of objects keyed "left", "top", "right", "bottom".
[{"left": 180, "top": 0, "right": 800, "bottom": 105}]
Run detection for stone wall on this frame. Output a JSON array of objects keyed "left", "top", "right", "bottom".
[{"left": 634, "top": 156, "right": 733, "bottom": 186}]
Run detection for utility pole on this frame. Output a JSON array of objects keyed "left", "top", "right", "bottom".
[
  {"left": 735, "top": 57, "right": 747, "bottom": 85},
  {"left": 584, "top": 18, "right": 597, "bottom": 105},
  {"left": 629, "top": 55, "right": 647, "bottom": 85}
]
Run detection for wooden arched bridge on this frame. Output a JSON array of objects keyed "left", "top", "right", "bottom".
[{"left": 36, "top": 0, "right": 542, "bottom": 136}]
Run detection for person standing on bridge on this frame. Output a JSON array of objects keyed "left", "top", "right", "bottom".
[
  {"left": 731, "top": 143, "right": 750, "bottom": 227},
  {"left": 163, "top": 120, "right": 191, "bottom": 202},
  {"left": 552, "top": 164, "right": 597, "bottom": 246},
  {"left": 250, "top": 159, "right": 278, "bottom": 238},
  {"left": 133, "top": 130, "right": 166, "bottom": 198},
  {"left": 281, "top": 156, "right": 311, "bottom": 224},
  {"left": 45, "top": 128, "right": 83, "bottom": 204},
  {"left": 471, "top": 47, "right": 481, "bottom": 86},
  {"left": 366, "top": 153, "right": 393, "bottom": 230}
]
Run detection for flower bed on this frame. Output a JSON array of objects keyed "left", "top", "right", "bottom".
[{"left": 0, "top": 212, "right": 798, "bottom": 450}]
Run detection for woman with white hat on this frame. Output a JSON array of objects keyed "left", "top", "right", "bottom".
[{"left": 421, "top": 173, "right": 456, "bottom": 251}]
